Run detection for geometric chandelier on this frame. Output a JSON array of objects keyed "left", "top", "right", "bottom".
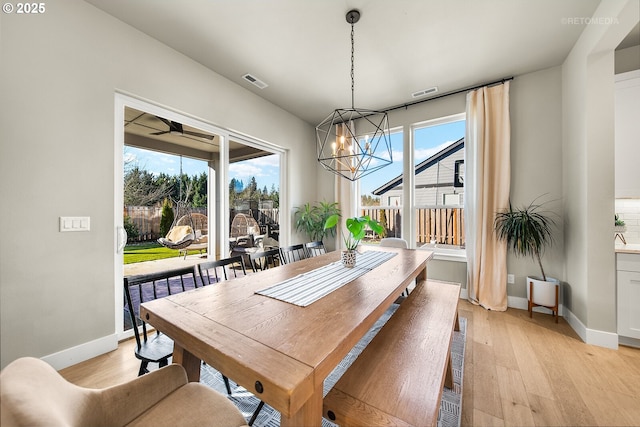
[{"left": 316, "top": 9, "right": 392, "bottom": 181}]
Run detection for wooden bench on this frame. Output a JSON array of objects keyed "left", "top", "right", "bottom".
[{"left": 323, "top": 279, "right": 461, "bottom": 427}]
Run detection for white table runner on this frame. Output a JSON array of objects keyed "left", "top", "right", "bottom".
[{"left": 256, "top": 250, "right": 397, "bottom": 306}]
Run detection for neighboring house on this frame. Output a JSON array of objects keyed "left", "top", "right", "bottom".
[{"left": 373, "top": 138, "right": 464, "bottom": 207}]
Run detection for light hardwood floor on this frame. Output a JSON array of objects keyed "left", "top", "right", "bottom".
[{"left": 59, "top": 300, "right": 640, "bottom": 426}]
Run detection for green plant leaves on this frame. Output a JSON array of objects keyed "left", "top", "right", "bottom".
[
  {"left": 494, "top": 200, "right": 556, "bottom": 280},
  {"left": 294, "top": 201, "right": 341, "bottom": 241},
  {"left": 326, "top": 214, "right": 384, "bottom": 251}
]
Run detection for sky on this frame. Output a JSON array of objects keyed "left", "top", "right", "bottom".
[
  {"left": 124, "top": 146, "right": 280, "bottom": 191},
  {"left": 124, "top": 118, "right": 464, "bottom": 197},
  {"left": 359, "top": 119, "right": 466, "bottom": 196}
]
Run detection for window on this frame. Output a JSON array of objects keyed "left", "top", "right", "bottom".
[
  {"left": 413, "top": 115, "right": 465, "bottom": 248},
  {"left": 358, "top": 129, "right": 403, "bottom": 240},
  {"left": 454, "top": 159, "right": 464, "bottom": 188},
  {"left": 354, "top": 113, "right": 466, "bottom": 257}
]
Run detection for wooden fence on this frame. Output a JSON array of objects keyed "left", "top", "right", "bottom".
[
  {"left": 124, "top": 206, "right": 208, "bottom": 243},
  {"left": 360, "top": 206, "right": 465, "bottom": 246},
  {"left": 124, "top": 206, "right": 279, "bottom": 243}
]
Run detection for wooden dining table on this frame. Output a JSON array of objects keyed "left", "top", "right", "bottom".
[{"left": 140, "top": 246, "right": 433, "bottom": 427}]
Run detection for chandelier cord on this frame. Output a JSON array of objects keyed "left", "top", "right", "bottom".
[{"left": 350, "top": 21, "right": 355, "bottom": 109}]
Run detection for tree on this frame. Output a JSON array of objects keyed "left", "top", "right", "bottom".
[
  {"left": 159, "top": 198, "right": 174, "bottom": 237},
  {"left": 361, "top": 194, "right": 380, "bottom": 206},
  {"left": 379, "top": 209, "right": 388, "bottom": 234},
  {"left": 191, "top": 172, "right": 208, "bottom": 207},
  {"left": 123, "top": 215, "right": 139, "bottom": 242},
  {"left": 124, "top": 167, "right": 172, "bottom": 206},
  {"left": 269, "top": 184, "right": 279, "bottom": 208}
]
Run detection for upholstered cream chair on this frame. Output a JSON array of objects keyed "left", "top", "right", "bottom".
[
  {"left": 379, "top": 237, "right": 408, "bottom": 249},
  {"left": 0, "top": 357, "right": 249, "bottom": 427}
]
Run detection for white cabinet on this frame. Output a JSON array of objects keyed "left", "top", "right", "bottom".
[
  {"left": 617, "top": 253, "right": 640, "bottom": 343},
  {"left": 615, "top": 70, "right": 640, "bottom": 198}
]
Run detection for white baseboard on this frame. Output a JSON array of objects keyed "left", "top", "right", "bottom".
[
  {"left": 502, "top": 296, "right": 619, "bottom": 349},
  {"left": 41, "top": 334, "right": 118, "bottom": 370},
  {"left": 619, "top": 335, "right": 640, "bottom": 348},
  {"left": 559, "top": 307, "right": 618, "bottom": 350}
]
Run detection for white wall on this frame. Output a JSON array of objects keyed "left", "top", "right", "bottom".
[
  {"left": 562, "top": 0, "right": 639, "bottom": 342},
  {"left": 378, "top": 66, "right": 565, "bottom": 301},
  {"left": 615, "top": 45, "right": 640, "bottom": 74},
  {"left": 507, "top": 66, "right": 566, "bottom": 299},
  {"left": 0, "top": 1, "right": 322, "bottom": 369}
]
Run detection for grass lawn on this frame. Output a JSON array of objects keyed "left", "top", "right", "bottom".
[{"left": 124, "top": 242, "right": 204, "bottom": 264}]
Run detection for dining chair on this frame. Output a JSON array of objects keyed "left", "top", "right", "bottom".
[
  {"left": 249, "top": 248, "right": 281, "bottom": 272},
  {"left": 198, "top": 255, "right": 247, "bottom": 285},
  {"left": 0, "top": 357, "right": 248, "bottom": 427},
  {"left": 305, "top": 240, "right": 326, "bottom": 257},
  {"left": 123, "top": 266, "right": 199, "bottom": 376},
  {"left": 196, "top": 256, "right": 266, "bottom": 424},
  {"left": 279, "top": 243, "right": 307, "bottom": 264},
  {"left": 379, "top": 237, "right": 408, "bottom": 249},
  {"left": 198, "top": 256, "right": 248, "bottom": 393},
  {"left": 380, "top": 237, "right": 410, "bottom": 296}
]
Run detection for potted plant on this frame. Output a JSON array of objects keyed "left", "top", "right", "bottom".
[
  {"left": 324, "top": 214, "right": 385, "bottom": 268},
  {"left": 494, "top": 199, "right": 558, "bottom": 313},
  {"left": 294, "top": 201, "right": 341, "bottom": 242},
  {"left": 615, "top": 214, "right": 627, "bottom": 244}
]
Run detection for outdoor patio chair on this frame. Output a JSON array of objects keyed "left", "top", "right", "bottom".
[
  {"left": 305, "top": 241, "right": 326, "bottom": 257},
  {"left": 157, "top": 225, "right": 195, "bottom": 250},
  {"left": 0, "top": 357, "right": 248, "bottom": 427},
  {"left": 123, "top": 266, "right": 199, "bottom": 376},
  {"left": 279, "top": 244, "right": 307, "bottom": 264},
  {"left": 249, "top": 248, "right": 281, "bottom": 272}
]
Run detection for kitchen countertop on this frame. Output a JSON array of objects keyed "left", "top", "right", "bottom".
[{"left": 615, "top": 243, "right": 640, "bottom": 254}]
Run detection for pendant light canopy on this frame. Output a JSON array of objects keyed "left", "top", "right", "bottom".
[{"left": 316, "top": 9, "right": 392, "bottom": 181}]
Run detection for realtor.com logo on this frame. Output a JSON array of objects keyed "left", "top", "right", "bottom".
[{"left": 562, "top": 17, "right": 620, "bottom": 25}]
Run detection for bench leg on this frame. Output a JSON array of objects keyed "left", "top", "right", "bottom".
[{"left": 444, "top": 352, "right": 454, "bottom": 390}]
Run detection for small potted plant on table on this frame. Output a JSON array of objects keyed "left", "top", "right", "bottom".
[
  {"left": 324, "top": 214, "right": 384, "bottom": 268},
  {"left": 494, "top": 199, "right": 558, "bottom": 321}
]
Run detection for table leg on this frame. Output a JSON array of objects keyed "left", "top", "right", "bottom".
[
  {"left": 172, "top": 343, "right": 201, "bottom": 382},
  {"left": 417, "top": 264, "right": 427, "bottom": 283},
  {"left": 280, "top": 381, "right": 323, "bottom": 427}
]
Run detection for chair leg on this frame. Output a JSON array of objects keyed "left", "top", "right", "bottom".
[
  {"left": 138, "top": 361, "right": 148, "bottom": 376},
  {"left": 223, "top": 375, "right": 232, "bottom": 395},
  {"left": 248, "top": 401, "right": 265, "bottom": 426},
  {"left": 158, "top": 358, "right": 169, "bottom": 369}
]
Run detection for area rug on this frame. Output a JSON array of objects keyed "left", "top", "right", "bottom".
[{"left": 200, "top": 306, "right": 467, "bottom": 427}]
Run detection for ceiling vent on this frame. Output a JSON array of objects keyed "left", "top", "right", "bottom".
[
  {"left": 411, "top": 86, "right": 438, "bottom": 98},
  {"left": 242, "top": 73, "right": 268, "bottom": 89}
]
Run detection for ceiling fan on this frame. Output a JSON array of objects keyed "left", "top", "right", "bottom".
[{"left": 152, "top": 117, "right": 214, "bottom": 140}]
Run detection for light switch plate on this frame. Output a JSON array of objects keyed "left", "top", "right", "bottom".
[
  {"left": 60, "top": 216, "right": 90, "bottom": 232},
  {"left": 507, "top": 274, "right": 515, "bottom": 284}
]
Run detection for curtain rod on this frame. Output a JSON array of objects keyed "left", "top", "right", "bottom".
[{"left": 384, "top": 76, "right": 514, "bottom": 113}]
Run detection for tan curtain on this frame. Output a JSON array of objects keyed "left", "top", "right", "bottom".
[{"left": 464, "top": 82, "right": 511, "bottom": 311}]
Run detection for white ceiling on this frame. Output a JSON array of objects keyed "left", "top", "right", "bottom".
[
  {"left": 87, "top": 0, "right": 637, "bottom": 126},
  {"left": 124, "top": 106, "right": 268, "bottom": 161}
]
